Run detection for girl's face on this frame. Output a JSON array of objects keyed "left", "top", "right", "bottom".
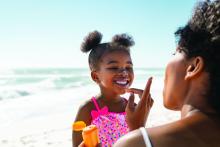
[
  {"left": 95, "top": 50, "right": 134, "bottom": 95},
  {"left": 163, "top": 48, "right": 189, "bottom": 110}
]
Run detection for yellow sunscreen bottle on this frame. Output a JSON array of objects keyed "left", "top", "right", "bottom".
[{"left": 73, "top": 121, "right": 100, "bottom": 147}]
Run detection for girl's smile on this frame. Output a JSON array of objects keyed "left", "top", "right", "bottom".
[{"left": 95, "top": 50, "right": 134, "bottom": 95}]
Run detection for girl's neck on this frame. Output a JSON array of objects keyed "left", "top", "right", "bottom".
[
  {"left": 98, "top": 93, "right": 121, "bottom": 103},
  {"left": 96, "top": 93, "right": 127, "bottom": 113}
]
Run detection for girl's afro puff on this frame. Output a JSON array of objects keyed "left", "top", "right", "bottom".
[
  {"left": 80, "top": 31, "right": 134, "bottom": 71},
  {"left": 112, "top": 33, "right": 135, "bottom": 47},
  {"left": 80, "top": 30, "right": 102, "bottom": 53}
]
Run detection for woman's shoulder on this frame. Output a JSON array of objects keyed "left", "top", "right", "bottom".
[
  {"left": 114, "top": 128, "right": 146, "bottom": 147},
  {"left": 115, "top": 116, "right": 220, "bottom": 147},
  {"left": 115, "top": 121, "right": 196, "bottom": 147},
  {"left": 147, "top": 115, "right": 220, "bottom": 147},
  {"left": 146, "top": 119, "right": 192, "bottom": 146},
  {"left": 114, "top": 125, "right": 181, "bottom": 147}
]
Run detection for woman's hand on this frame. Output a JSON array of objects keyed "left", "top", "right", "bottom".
[{"left": 125, "top": 77, "right": 154, "bottom": 131}]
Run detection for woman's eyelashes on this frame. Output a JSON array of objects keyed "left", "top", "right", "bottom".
[{"left": 172, "top": 49, "right": 183, "bottom": 56}]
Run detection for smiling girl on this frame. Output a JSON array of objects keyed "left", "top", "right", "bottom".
[{"left": 72, "top": 31, "right": 135, "bottom": 147}]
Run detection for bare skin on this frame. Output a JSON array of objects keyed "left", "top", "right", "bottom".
[
  {"left": 115, "top": 112, "right": 220, "bottom": 147},
  {"left": 114, "top": 49, "right": 220, "bottom": 147},
  {"left": 77, "top": 77, "right": 153, "bottom": 147}
]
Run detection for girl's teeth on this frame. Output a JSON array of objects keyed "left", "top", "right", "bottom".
[{"left": 116, "top": 81, "right": 127, "bottom": 85}]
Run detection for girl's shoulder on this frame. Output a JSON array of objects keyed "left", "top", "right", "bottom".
[
  {"left": 74, "top": 98, "right": 96, "bottom": 125},
  {"left": 78, "top": 99, "right": 96, "bottom": 113}
]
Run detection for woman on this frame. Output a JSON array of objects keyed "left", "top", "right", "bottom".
[{"left": 114, "top": 0, "right": 220, "bottom": 146}]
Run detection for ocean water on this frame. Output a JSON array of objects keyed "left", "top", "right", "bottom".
[
  {"left": 0, "top": 68, "right": 164, "bottom": 101},
  {"left": 0, "top": 68, "right": 92, "bottom": 100},
  {"left": 0, "top": 68, "right": 179, "bottom": 147}
]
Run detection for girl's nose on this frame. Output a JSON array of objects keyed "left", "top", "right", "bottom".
[{"left": 118, "top": 68, "right": 128, "bottom": 76}]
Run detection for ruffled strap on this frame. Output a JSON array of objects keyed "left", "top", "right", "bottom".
[
  {"left": 91, "top": 97, "right": 108, "bottom": 120},
  {"left": 91, "top": 97, "right": 101, "bottom": 112}
]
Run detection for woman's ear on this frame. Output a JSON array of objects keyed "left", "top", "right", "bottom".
[
  {"left": 91, "top": 71, "right": 100, "bottom": 83},
  {"left": 185, "top": 56, "right": 204, "bottom": 80}
]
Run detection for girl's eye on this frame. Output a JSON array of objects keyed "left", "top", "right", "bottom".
[
  {"left": 126, "top": 67, "right": 133, "bottom": 71},
  {"left": 107, "top": 67, "right": 118, "bottom": 71},
  {"left": 107, "top": 67, "right": 133, "bottom": 72}
]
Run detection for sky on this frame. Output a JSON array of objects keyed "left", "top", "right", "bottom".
[{"left": 0, "top": 0, "right": 198, "bottom": 68}]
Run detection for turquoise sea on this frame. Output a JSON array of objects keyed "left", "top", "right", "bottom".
[{"left": 0, "top": 68, "right": 164, "bottom": 100}]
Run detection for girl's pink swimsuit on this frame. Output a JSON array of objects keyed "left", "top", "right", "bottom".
[{"left": 90, "top": 97, "right": 129, "bottom": 147}]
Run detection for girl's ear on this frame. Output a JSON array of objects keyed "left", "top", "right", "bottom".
[
  {"left": 185, "top": 56, "right": 204, "bottom": 80},
  {"left": 91, "top": 71, "right": 100, "bottom": 83}
]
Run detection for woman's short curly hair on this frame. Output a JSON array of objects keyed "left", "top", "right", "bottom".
[
  {"left": 175, "top": 0, "right": 220, "bottom": 114},
  {"left": 80, "top": 31, "right": 135, "bottom": 71}
]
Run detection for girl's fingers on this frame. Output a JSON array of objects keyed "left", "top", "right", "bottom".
[
  {"left": 142, "top": 77, "right": 153, "bottom": 99},
  {"left": 147, "top": 94, "right": 153, "bottom": 106},
  {"left": 126, "top": 88, "right": 143, "bottom": 95},
  {"left": 148, "top": 94, "right": 154, "bottom": 107},
  {"left": 150, "top": 98, "right": 154, "bottom": 107},
  {"left": 150, "top": 95, "right": 154, "bottom": 107},
  {"left": 140, "top": 77, "right": 153, "bottom": 107},
  {"left": 126, "top": 88, "right": 143, "bottom": 99},
  {"left": 126, "top": 92, "right": 135, "bottom": 111}
]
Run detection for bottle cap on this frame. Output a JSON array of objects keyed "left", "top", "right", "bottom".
[
  {"left": 82, "top": 125, "right": 97, "bottom": 134},
  {"left": 72, "top": 121, "right": 86, "bottom": 131}
]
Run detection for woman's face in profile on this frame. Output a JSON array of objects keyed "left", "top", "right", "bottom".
[{"left": 163, "top": 48, "right": 189, "bottom": 110}]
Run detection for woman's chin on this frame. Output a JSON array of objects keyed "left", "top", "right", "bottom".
[{"left": 163, "top": 101, "right": 180, "bottom": 111}]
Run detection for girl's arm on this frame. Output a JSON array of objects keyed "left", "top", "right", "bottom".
[{"left": 72, "top": 102, "right": 92, "bottom": 147}]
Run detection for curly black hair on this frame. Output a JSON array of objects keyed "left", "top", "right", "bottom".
[
  {"left": 80, "top": 30, "right": 135, "bottom": 70},
  {"left": 175, "top": 0, "right": 220, "bottom": 115}
]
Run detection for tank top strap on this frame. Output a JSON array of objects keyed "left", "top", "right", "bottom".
[
  {"left": 91, "top": 97, "right": 101, "bottom": 112},
  {"left": 140, "top": 127, "right": 153, "bottom": 147}
]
